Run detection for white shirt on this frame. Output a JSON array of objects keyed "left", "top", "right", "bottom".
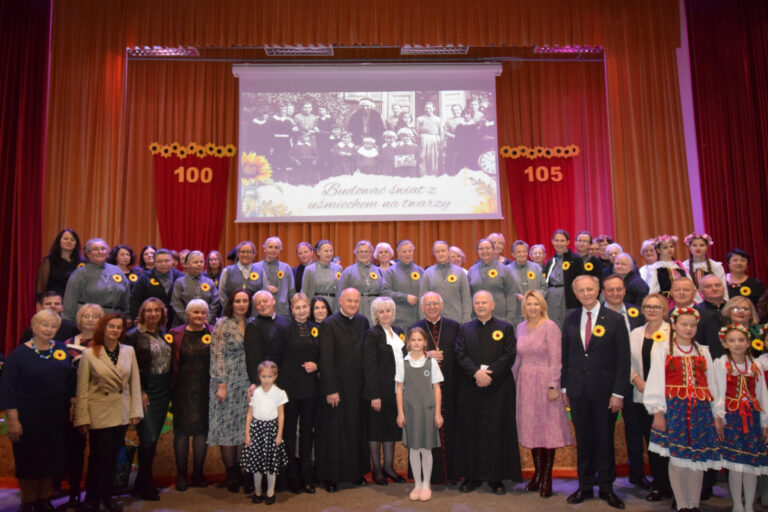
[
  {"left": 579, "top": 303, "right": 602, "bottom": 350},
  {"left": 605, "top": 301, "right": 630, "bottom": 334},
  {"left": 395, "top": 353, "right": 444, "bottom": 384},
  {"left": 383, "top": 327, "right": 405, "bottom": 393},
  {"left": 249, "top": 385, "right": 288, "bottom": 421}
]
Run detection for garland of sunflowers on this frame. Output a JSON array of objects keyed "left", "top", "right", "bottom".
[{"left": 148, "top": 142, "right": 236, "bottom": 252}]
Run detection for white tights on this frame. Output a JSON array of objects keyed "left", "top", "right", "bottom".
[
  {"left": 729, "top": 470, "right": 757, "bottom": 512},
  {"left": 409, "top": 448, "right": 433, "bottom": 490},
  {"left": 253, "top": 472, "right": 276, "bottom": 497},
  {"left": 668, "top": 463, "right": 703, "bottom": 509}
]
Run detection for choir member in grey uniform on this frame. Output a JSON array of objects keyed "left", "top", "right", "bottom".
[
  {"left": 171, "top": 251, "right": 221, "bottom": 326},
  {"left": 217, "top": 241, "right": 263, "bottom": 312},
  {"left": 255, "top": 236, "right": 296, "bottom": 317},
  {"left": 507, "top": 240, "right": 547, "bottom": 325},
  {"left": 467, "top": 238, "right": 516, "bottom": 324},
  {"left": 418, "top": 241, "right": 471, "bottom": 323},
  {"left": 63, "top": 238, "right": 130, "bottom": 321},
  {"left": 301, "top": 240, "right": 342, "bottom": 313},
  {"left": 337, "top": 240, "right": 383, "bottom": 325},
  {"left": 382, "top": 239, "right": 423, "bottom": 330}
]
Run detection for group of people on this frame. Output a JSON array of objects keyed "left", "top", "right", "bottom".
[{"left": 1, "top": 226, "right": 767, "bottom": 512}]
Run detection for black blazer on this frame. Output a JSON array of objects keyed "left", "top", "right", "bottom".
[
  {"left": 278, "top": 320, "right": 320, "bottom": 400},
  {"left": 561, "top": 305, "right": 630, "bottom": 400},
  {"left": 622, "top": 270, "right": 650, "bottom": 306},
  {"left": 545, "top": 250, "right": 603, "bottom": 309},
  {"left": 123, "top": 326, "right": 168, "bottom": 390},
  {"left": 695, "top": 301, "right": 726, "bottom": 359},
  {"left": 244, "top": 314, "right": 291, "bottom": 384},
  {"left": 362, "top": 324, "right": 405, "bottom": 401},
  {"left": 130, "top": 268, "right": 184, "bottom": 325},
  {"left": 455, "top": 317, "right": 516, "bottom": 392}
]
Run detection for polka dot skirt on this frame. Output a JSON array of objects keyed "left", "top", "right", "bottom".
[{"left": 241, "top": 419, "right": 288, "bottom": 474}]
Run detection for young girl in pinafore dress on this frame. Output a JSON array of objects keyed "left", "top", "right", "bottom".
[{"left": 396, "top": 327, "right": 444, "bottom": 502}]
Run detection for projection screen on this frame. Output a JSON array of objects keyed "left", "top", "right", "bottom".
[{"left": 233, "top": 63, "right": 503, "bottom": 222}]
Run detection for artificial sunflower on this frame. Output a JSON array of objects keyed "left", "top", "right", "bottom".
[
  {"left": 399, "top": 333, "right": 405, "bottom": 341},
  {"left": 177, "top": 147, "right": 188, "bottom": 158},
  {"left": 492, "top": 330, "right": 504, "bottom": 341},
  {"left": 188, "top": 142, "right": 199, "bottom": 153},
  {"left": 592, "top": 325, "right": 606, "bottom": 337},
  {"left": 488, "top": 269, "right": 498, "bottom": 278},
  {"left": 112, "top": 274, "right": 123, "bottom": 283},
  {"left": 201, "top": 283, "right": 211, "bottom": 292},
  {"left": 652, "top": 331, "right": 666, "bottom": 342},
  {"left": 250, "top": 272, "right": 259, "bottom": 281},
  {"left": 562, "top": 261, "right": 571, "bottom": 271},
  {"left": 311, "top": 327, "right": 319, "bottom": 338},
  {"left": 411, "top": 272, "right": 420, "bottom": 280},
  {"left": 196, "top": 147, "right": 206, "bottom": 158},
  {"left": 128, "top": 274, "right": 138, "bottom": 282},
  {"left": 164, "top": 334, "right": 173, "bottom": 344},
  {"left": 740, "top": 286, "right": 752, "bottom": 297},
  {"left": 277, "top": 270, "right": 284, "bottom": 279},
  {"left": 205, "top": 143, "right": 216, "bottom": 155},
  {"left": 201, "top": 334, "right": 212, "bottom": 345},
  {"left": 224, "top": 144, "right": 236, "bottom": 157},
  {"left": 77, "top": 262, "right": 85, "bottom": 268},
  {"left": 584, "top": 262, "right": 594, "bottom": 272},
  {"left": 335, "top": 272, "right": 341, "bottom": 280},
  {"left": 499, "top": 145, "right": 512, "bottom": 157},
  {"left": 627, "top": 307, "right": 639, "bottom": 318},
  {"left": 214, "top": 146, "right": 225, "bottom": 157},
  {"left": 53, "top": 349, "right": 66, "bottom": 361},
  {"left": 369, "top": 272, "right": 378, "bottom": 280},
  {"left": 160, "top": 145, "right": 172, "bottom": 158},
  {"left": 447, "top": 274, "right": 457, "bottom": 283},
  {"left": 527, "top": 271, "right": 535, "bottom": 280},
  {"left": 149, "top": 142, "right": 161, "bottom": 154},
  {"left": 752, "top": 339, "right": 765, "bottom": 352},
  {"left": 150, "top": 278, "right": 160, "bottom": 286}
]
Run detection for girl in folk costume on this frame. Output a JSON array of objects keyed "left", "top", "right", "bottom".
[
  {"left": 644, "top": 307, "right": 723, "bottom": 512},
  {"left": 714, "top": 324, "right": 768, "bottom": 512},
  {"left": 647, "top": 235, "right": 689, "bottom": 300},
  {"left": 682, "top": 233, "right": 727, "bottom": 299}
]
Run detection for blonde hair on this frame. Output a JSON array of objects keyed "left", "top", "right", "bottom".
[
  {"left": 641, "top": 293, "right": 669, "bottom": 320},
  {"left": 290, "top": 292, "right": 310, "bottom": 310},
  {"left": 723, "top": 296, "right": 759, "bottom": 325},
  {"left": 75, "top": 303, "right": 105, "bottom": 330},
  {"left": 31, "top": 309, "right": 62, "bottom": 330},
  {"left": 522, "top": 290, "right": 548, "bottom": 321}
]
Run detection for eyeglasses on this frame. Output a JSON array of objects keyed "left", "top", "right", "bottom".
[
  {"left": 731, "top": 307, "right": 751, "bottom": 313},
  {"left": 422, "top": 302, "right": 441, "bottom": 307},
  {"left": 88, "top": 247, "right": 108, "bottom": 253},
  {"left": 642, "top": 305, "right": 664, "bottom": 311}
]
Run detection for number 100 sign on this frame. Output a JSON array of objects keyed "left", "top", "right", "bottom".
[{"left": 173, "top": 166, "right": 213, "bottom": 184}]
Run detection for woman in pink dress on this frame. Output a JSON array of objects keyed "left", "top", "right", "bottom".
[{"left": 513, "top": 290, "right": 573, "bottom": 498}]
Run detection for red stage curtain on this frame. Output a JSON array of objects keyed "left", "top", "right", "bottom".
[
  {"left": 687, "top": 0, "right": 768, "bottom": 283},
  {"left": 0, "top": 1, "right": 49, "bottom": 355},
  {"left": 152, "top": 144, "right": 232, "bottom": 253}
]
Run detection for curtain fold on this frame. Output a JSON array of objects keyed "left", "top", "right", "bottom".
[
  {"left": 686, "top": 0, "right": 768, "bottom": 283},
  {"left": 0, "top": 1, "right": 50, "bottom": 355}
]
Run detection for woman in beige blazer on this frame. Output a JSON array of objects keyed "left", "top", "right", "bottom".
[
  {"left": 629, "top": 293, "right": 672, "bottom": 502},
  {"left": 75, "top": 313, "right": 143, "bottom": 512}
]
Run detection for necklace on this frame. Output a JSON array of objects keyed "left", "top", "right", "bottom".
[
  {"left": 674, "top": 340, "right": 694, "bottom": 355},
  {"left": 732, "top": 359, "right": 751, "bottom": 375},
  {"left": 30, "top": 340, "right": 54, "bottom": 359}
]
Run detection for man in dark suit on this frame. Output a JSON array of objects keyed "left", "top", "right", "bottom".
[
  {"left": 410, "top": 291, "right": 461, "bottom": 484},
  {"left": 562, "top": 275, "right": 629, "bottom": 509},
  {"left": 244, "top": 290, "right": 290, "bottom": 384},
  {"left": 602, "top": 274, "right": 649, "bottom": 491},
  {"left": 18, "top": 291, "right": 79, "bottom": 344},
  {"left": 130, "top": 249, "right": 183, "bottom": 327},
  {"left": 292, "top": 241, "right": 314, "bottom": 292}
]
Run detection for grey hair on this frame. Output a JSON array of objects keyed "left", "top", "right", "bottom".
[
  {"left": 371, "top": 296, "right": 396, "bottom": 325},
  {"left": 263, "top": 236, "right": 283, "bottom": 250},
  {"left": 84, "top": 238, "right": 109, "bottom": 254},
  {"left": 186, "top": 298, "right": 209, "bottom": 315}
]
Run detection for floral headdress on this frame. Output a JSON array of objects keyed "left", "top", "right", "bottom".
[
  {"left": 670, "top": 306, "right": 700, "bottom": 323},
  {"left": 718, "top": 323, "right": 750, "bottom": 342},
  {"left": 654, "top": 234, "right": 678, "bottom": 247},
  {"left": 683, "top": 232, "right": 714, "bottom": 247}
]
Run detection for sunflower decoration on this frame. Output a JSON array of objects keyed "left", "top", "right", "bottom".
[
  {"left": 241, "top": 152, "right": 273, "bottom": 182},
  {"left": 310, "top": 327, "right": 319, "bottom": 338},
  {"left": 196, "top": 147, "right": 207, "bottom": 158},
  {"left": 499, "top": 145, "right": 512, "bottom": 158},
  {"left": 214, "top": 146, "right": 225, "bottom": 157},
  {"left": 335, "top": 271, "right": 341, "bottom": 280},
  {"left": 201, "top": 334, "right": 212, "bottom": 345},
  {"left": 561, "top": 261, "right": 571, "bottom": 271},
  {"left": 492, "top": 330, "right": 504, "bottom": 341},
  {"left": 554, "top": 146, "right": 564, "bottom": 156},
  {"left": 170, "top": 141, "right": 181, "bottom": 153},
  {"left": 535, "top": 146, "right": 544, "bottom": 157},
  {"left": 205, "top": 143, "right": 216, "bottom": 155},
  {"left": 249, "top": 272, "right": 259, "bottom": 281},
  {"left": 527, "top": 271, "right": 535, "bottom": 280},
  {"left": 411, "top": 271, "right": 420, "bottom": 280},
  {"left": 569, "top": 145, "right": 581, "bottom": 157},
  {"left": 112, "top": 274, "right": 123, "bottom": 283},
  {"left": 592, "top": 325, "right": 606, "bottom": 337},
  {"left": 224, "top": 144, "right": 236, "bottom": 157},
  {"left": 188, "top": 142, "right": 199, "bottom": 154},
  {"left": 201, "top": 283, "right": 211, "bottom": 292},
  {"left": 752, "top": 339, "right": 765, "bottom": 352},
  {"left": 399, "top": 333, "right": 405, "bottom": 341},
  {"left": 150, "top": 278, "right": 160, "bottom": 286},
  {"left": 510, "top": 147, "right": 520, "bottom": 158},
  {"left": 77, "top": 262, "right": 85, "bottom": 268},
  {"left": 177, "top": 147, "right": 188, "bottom": 158},
  {"left": 652, "top": 331, "right": 666, "bottom": 343},
  {"left": 627, "top": 307, "right": 639, "bottom": 318},
  {"left": 164, "top": 334, "right": 174, "bottom": 344},
  {"left": 128, "top": 274, "right": 138, "bottom": 282},
  {"left": 584, "top": 262, "right": 594, "bottom": 272},
  {"left": 447, "top": 274, "right": 457, "bottom": 283},
  {"left": 53, "top": 349, "right": 67, "bottom": 361},
  {"left": 740, "top": 286, "right": 752, "bottom": 297},
  {"left": 277, "top": 270, "right": 285, "bottom": 279},
  {"left": 149, "top": 142, "right": 161, "bottom": 155},
  {"left": 488, "top": 269, "right": 498, "bottom": 279},
  {"left": 369, "top": 272, "right": 378, "bottom": 280},
  {"left": 160, "top": 145, "right": 172, "bottom": 158}
]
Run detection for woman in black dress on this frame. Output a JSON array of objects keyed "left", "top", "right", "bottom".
[
  {"left": 35, "top": 229, "right": 83, "bottom": 298},
  {"left": 0, "top": 309, "right": 72, "bottom": 512},
  {"left": 108, "top": 244, "right": 140, "bottom": 287},
  {"left": 309, "top": 295, "right": 331, "bottom": 323},
  {"left": 725, "top": 248, "right": 765, "bottom": 306},
  {"left": 363, "top": 296, "right": 406, "bottom": 485},
  {"left": 134, "top": 246, "right": 156, "bottom": 275},
  {"left": 280, "top": 293, "right": 320, "bottom": 493},
  {"left": 123, "top": 298, "right": 171, "bottom": 501},
  {"left": 169, "top": 299, "right": 213, "bottom": 490}
]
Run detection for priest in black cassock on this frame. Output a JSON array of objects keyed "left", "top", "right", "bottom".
[
  {"left": 455, "top": 290, "right": 520, "bottom": 495},
  {"left": 410, "top": 291, "right": 461, "bottom": 484},
  {"left": 316, "top": 288, "right": 370, "bottom": 492},
  {"left": 244, "top": 290, "right": 290, "bottom": 385}
]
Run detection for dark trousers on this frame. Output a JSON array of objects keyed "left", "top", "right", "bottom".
[
  {"left": 284, "top": 395, "right": 318, "bottom": 483},
  {"left": 622, "top": 394, "right": 645, "bottom": 476},
  {"left": 65, "top": 425, "right": 87, "bottom": 494},
  {"left": 634, "top": 402, "right": 671, "bottom": 493},
  {"left": 569, "top": 395, "right": 617, "bottom": 492},
  {"left": 85, "top": 426, "right": 127, "bottom": 502}
]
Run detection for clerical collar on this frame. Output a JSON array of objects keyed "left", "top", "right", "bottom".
[
  {"left": 340, "top": 311, "right": 355, "bottom": 320},
  {"left": 259, "top": 313, "right": 276, "bottom": 320},
  {"left": 477, "top": 318, "right": 492, "bottom": 325},
  {"left": 426, "top": 318, "right": 442, "bottom": 326}
]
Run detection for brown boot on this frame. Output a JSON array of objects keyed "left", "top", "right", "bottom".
[
  {"left": 540, "top": 448, "right": 556, "bottom": 498},
  {"left": 525, "top": 448, "right": 543, "bottom": 491}
]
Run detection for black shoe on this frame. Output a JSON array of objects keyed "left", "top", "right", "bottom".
[
  {"left": 385, "top": 471, "right": 406, "bottom": 483},
  {"left": 251, "top": 494, "right": 264, "bottom": 504},
  {"left": 303, "top": 484, "right": 316, "bottom": 494},
  {"left": 352, "top": 478, "right": 366, "bottom": 486},
  {"left": 373, "top": 472, "right": 387, "bottom": 486},
  {"left": 324, "top": 481, "right": 337, "bottom": 493},
  {"left": 490, "top": 482, "right": 506, "bottom": 495},
  {"left": 190, "top": 475, "right": 211, "bottom": 488},
  {"left": 459, "top": 479, "right": 481, "bottom": 493},
  {"left": 139, "top": 487, "right": 160, "bottom": 501},
  {"left": 103, "top": 499, "right": 123, "bottom": 512},
  {"left": 241, "top": 471, "right": 254, "bottom": 494},
  {"left": 56, "top": 495, "right": 80, "bottom": 511},
  {"left": 647, "top": 490, "right": 664, "bottom": 501},
  {"left": 175, "top": 475, "right": 188, "bottom": 491},
  {"left": 265, "top": 494, "right": 275, "bottom": 505},
  {"left": 598, "top": 490, "right": 625, "bottom": 509},
  {"left": 567, "top": 489, "right": 593, "bottom": 503},
  {"left": 629, "top": 474, "right": 652, "bottom": 490},
  {"left": 34, "top": 500, "right": 55, "bottom": 512},
  {"left": 700, "top": 486, "right": 713, "bottom": 501}
]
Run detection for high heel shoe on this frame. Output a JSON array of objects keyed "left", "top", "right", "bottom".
[
  {"left": 385, "top": 471, "right": 406, "bottom": 483},
  {"left": 373, "top": 472, "right": 388, "bottom": 486}
]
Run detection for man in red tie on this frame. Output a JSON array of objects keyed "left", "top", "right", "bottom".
[{"left": 561, "top": 275, "right": 630, "bottom": 509}]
